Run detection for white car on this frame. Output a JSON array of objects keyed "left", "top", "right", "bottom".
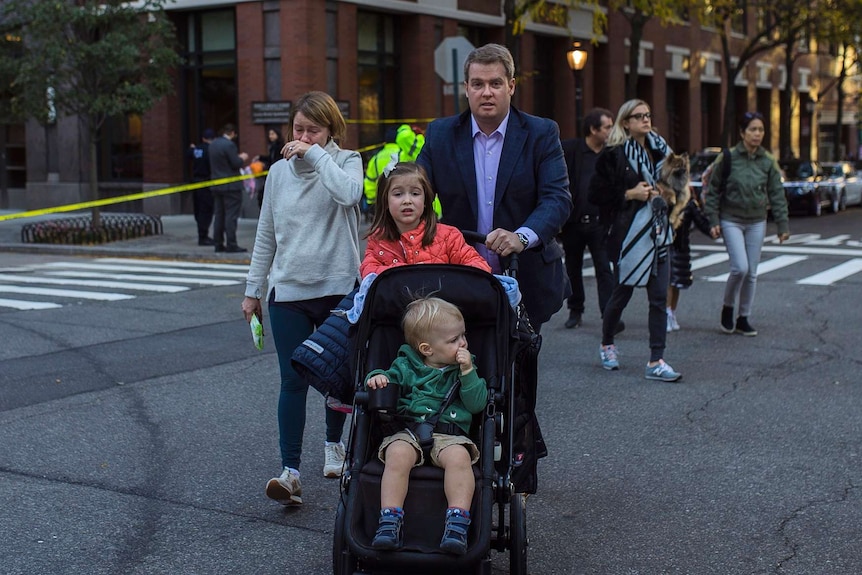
[{"left": 821, "top": 161, "right": 862, "bottom": 209}]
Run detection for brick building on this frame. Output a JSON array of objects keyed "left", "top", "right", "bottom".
[{"left": 3, "top": 0, "right": 857, "bottom": 214}]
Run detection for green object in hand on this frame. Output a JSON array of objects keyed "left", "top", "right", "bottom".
[{"left": 250, "top": 314, "right": 264, "bottom": 350}]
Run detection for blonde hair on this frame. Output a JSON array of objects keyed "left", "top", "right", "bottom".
[
  {"left": 463, "top": 43, "right": 515, "bottom": 82},
  {"left": 287, "top": 91, "right": 346, "bottom": 142},
  {"left": 402, "top": 296, "right": 464, "bottom": 351},
  {"left": 607, "top": 99, "right": 650, "bottom": 147}
]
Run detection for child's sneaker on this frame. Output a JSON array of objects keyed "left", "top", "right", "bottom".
[
  {"left": 265, "top": 468, "right": 302, "bottom": 505},
  {"left": 323, "top": 442, "right": 346, "bottom": 478},
  {"left": 439, "top": 508, "right": 471, "bottom": 555},
  {"left": 600, "top": 344, "right": 619, "bottom": 370},
  {"left": 371, "top": 509, "right": 404, "bottom": 550},
  {"left": 644, "top": 360, "right": 682, "bottom": 382}
]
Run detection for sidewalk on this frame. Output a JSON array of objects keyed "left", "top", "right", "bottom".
[{"left": 0, "top": 211, "right": 259, "bottom": 262}]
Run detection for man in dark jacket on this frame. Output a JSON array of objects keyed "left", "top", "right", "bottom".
[
  {"left": 559, "top": 108, "right": 617, "bottom": 330},
  {"left": 417, "top": 43, "right": 571, "bottom": 330},
  {"left": 188, "top": 128, "right": 215, "bottom": 245},
  {"left": 208, "top": 124, "right": 249, "bottom": 253}
]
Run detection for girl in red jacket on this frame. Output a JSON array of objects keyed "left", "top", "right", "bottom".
[{"left": 361, "top": 163, "right": 491, "bottom": 277}]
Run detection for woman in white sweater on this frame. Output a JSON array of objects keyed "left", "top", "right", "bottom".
[{"left": 242, "top": 91, "right": 363, "bottom": 505}]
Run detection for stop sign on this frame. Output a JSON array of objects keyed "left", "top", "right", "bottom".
[{"left": 434, "top": 36, "right": 476, "bottom": 84}]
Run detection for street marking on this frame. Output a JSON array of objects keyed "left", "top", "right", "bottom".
[
  {"left": 706, "top": 255, "right": 809, "bottom": 282},
  {"left": 0, "top": 274, "right": 189, "bottom": 293},
  {"left": 0, "top": 285, "right": 135, "bottom": 301},
  {"left": 40, "top": 262, "right": 247, "bottom": 278},
  {"left": 41, "top": 270, "right": 239, "bottom": 286},
  {"left": 95, "top": 258, "right": 250, "bottom": 271},
  {"left": 797, "top": 259, "right": 862, "bottom": 285},
  {"left": 0, "top": 298, "right": 62, "bottom": 310},
  {"left": 690, "top": 253, "right": 730, "bottom": 270}
]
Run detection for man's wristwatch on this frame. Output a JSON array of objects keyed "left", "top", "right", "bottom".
[{"left": 516, "top": 232, "right": 529, "bottom": 250}]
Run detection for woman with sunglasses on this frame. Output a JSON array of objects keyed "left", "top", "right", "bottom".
[
  {"left": 705, "top": 111, "right": 789, "bottom": 336},
  {"left": 588, "top": 99, "right": 681, "bottom": 382}
]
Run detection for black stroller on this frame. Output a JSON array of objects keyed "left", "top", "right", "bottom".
[{"left": 333, "top": 256, "right": 545, "bottom": 575}]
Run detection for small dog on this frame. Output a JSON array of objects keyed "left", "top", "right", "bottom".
[{"left": 655, "top": 153, "right": 691, "bottom": 230}]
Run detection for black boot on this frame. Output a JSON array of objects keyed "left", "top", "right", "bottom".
[
  {"left": 720, "top": 306, "right": 734, "bottom": 333},
  {"left": 735, "top": 316, "right": 757, "bottom": 336}
]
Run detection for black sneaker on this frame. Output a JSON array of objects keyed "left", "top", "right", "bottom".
[
  {"left": 720, "top": 306, "right": 734, "bottom": 334},
  {"left": 735, "top": 316, "right": 757, "bottom": 336},
  {"left": 564, "top": 311, "right": 582, "bottom": 329}
]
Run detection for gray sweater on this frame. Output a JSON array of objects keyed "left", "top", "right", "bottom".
[{"left": 245, "top": 140, "right": 363, "bottom": 302}]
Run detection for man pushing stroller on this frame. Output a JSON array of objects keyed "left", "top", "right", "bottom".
[{"left": 364, "top": 296, "right": 488, "bottom": 555}]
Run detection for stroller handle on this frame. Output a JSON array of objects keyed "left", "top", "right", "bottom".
[{"left": 460, "top": 229, "right": 520, "bottom": 279}]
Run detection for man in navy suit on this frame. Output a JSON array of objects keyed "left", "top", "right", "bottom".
[{"left": 417, "top": 43, "right": 572, "bottom": 329}]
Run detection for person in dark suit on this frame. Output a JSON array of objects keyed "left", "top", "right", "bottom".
[
  {"left": 417, "top": 43, "right": 572, "bottom": 329},
  {"left": 560, "top": 108, "right": 618, "bottom": 330},
  {"left": 209, "top": 123, "right": 249, "bottom": 253},
  {"left": 187, "top": 128, "right": 216, "bottom": 245}
]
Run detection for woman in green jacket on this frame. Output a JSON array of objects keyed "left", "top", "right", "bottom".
[{"left": 705, "top": 111, "right": 790, "bottom": 336}]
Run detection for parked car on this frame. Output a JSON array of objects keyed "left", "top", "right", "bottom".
[
  {"left": 778, "top": 159, "right": 837, "bottom": 217},
  {"left": 688, "top": 147, "right": 722, "bottom": 201},
  {"left": 820, "top": 161, "right": 862, "bottom": 209}
]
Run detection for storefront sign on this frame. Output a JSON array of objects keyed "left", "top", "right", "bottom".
[{"left": 251, "top": 101, "right": 292, "bottom": 124}]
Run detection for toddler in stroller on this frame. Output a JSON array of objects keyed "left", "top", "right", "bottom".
[
  {"left": 365, "top": 296, "right": 487, "bottom": 555},
  {"left": 334, "top": 263, "right": 540, "bottom": 575}
]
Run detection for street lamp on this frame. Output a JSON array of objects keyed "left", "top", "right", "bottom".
[{"left": 567, "top": 42, "right": 588, "bottom": 138}]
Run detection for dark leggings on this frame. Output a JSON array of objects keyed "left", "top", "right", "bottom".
[
  {"left": 602, "top": 257, "right": 669, "bottom": 362},
  {"left": 269, "top": 295, "right": 347, "bottom": 470}
]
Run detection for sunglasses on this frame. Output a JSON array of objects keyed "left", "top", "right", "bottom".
[
  {"left": 628, "top": 112, "right": 652, "bottom": 121},
  {"left": 743, "top": 111, "right": 765, "bottom": 122}
]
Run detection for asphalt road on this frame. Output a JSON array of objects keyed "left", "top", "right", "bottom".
[{"left": 1, "top": 210, "right": 861, "bottom": 575}]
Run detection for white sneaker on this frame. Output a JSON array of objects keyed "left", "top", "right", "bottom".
[
  {"left": 666, "top": 312, "right": 674, "bottom": 333},
  {"left": 323, "top": 442, "right": 346, "bottom": 478},
  {"left": 266, "top": 468, "right": 302, "bottom": 505}
]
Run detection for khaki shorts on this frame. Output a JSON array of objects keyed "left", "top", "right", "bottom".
[{"left": 378, "top": 429, "right": 480, "bottom": 468}]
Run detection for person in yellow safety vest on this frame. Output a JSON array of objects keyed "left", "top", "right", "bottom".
[{"left": 395, "top": 123, "right": 425, "bottom": 162}]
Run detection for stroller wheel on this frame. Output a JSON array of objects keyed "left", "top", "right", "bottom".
[
  {"left": 333, "top": 500, "right": 356, "bottom": 575},
  {"left": 509, "top": 493, "right": 528, "bottom": 575}
]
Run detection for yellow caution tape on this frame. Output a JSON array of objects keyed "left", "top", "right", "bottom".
[
  {"left": 0, "top": 172, "right": 267, "bottom": 222},
  {"left": 346, "top": 118, "right": 436, "bottom": 125}
]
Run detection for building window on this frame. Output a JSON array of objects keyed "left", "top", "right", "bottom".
[
  {"left": 100, "top": 114, "right": 142, "bottom": 181},
  {"left": 181, "top": 9, "right": 238, "bottom": 160},
  {"left": 357, "top": 11, "right": 398, "bottom": 150}
]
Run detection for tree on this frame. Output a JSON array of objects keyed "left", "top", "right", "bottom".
[
  {"left": 695, "top": 0, "right": 818, "bottom": 148},
  {"left": 0, "top": 0, "right": 180, "bottom": 227},
  {"left": 505, "top": 0, "right": 694, "bottom": 100}
]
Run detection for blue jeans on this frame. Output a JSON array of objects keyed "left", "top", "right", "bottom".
[
  {"left": 269, "top": 295, "right": 347, "bottom": 470},
  {"left": 720, "top": 219, "right": 765, "bottom": 318},
  {"left": 602, "top": 256, "right": 669, "bottom": 362}
]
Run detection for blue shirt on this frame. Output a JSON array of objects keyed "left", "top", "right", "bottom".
[{"left": 471, "top": 113, "right": 537, "bottom": 273}]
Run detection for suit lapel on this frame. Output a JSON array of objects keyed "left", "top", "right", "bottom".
[
  {"left": 495, "top": 108, "right": 526, "bottom": 209},
  {"left": 454, "top": 112, "right": 479, "bottom": 219}
]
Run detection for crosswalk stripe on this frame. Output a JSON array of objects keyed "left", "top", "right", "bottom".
[
  {"left": 41, "top": 270, "right": 239, "bottom": 286},
  {"left": 95, "top": 257, "right": 249, "bottom": 271},
  {"left": 705, "top": 255, "right": 809, "bottom": 282},
  {"left": 690, "top": 253, "right": 729, "bottom": 270},
  {"left": 0, "top": 285, "right": 135, "bottom": 301},
  {"left": 0, "top": 274, "right": 189, "bottom": 293},
  {"left": 797, "top": 258, "right": 862, "bottom": 285},
  {"left": 41, "top": 262, "right": 247, "bottom": 278},
  {"left": 0, "top": 298, "right": 62, "bottom": 310}
]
